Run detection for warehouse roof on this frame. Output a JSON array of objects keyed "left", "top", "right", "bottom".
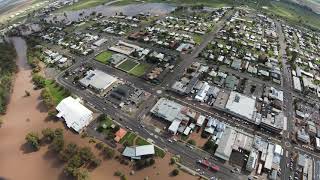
[
  {"left": 150, "top": 98, "right": 185, "bottom": 122},
  {"left": 214, "top": 127, "right": 237, "bottom": 161},
  {"left": 225, "top": 91, "right": 256, "bottom": 120},
  {"left": 79, "top": 69, "right": 117, "bottom": 91},
  {"left": 122, "top": 145, "right": 155, "bottom": 159},
  {"left": 56, "top": 97, "right": 93, "bottom": 133}
]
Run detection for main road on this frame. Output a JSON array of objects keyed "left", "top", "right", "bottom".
[{"left": 276, "top": 20, "right": 295, "bottom": 180}]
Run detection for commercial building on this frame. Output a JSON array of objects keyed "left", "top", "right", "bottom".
[
  {"left": 225, "top": 91, "right": 257, "bottom": 121},
  {"left": 246, "top": 150, "right": 258, "bottom": 171},
  {"left": 122, "top": 145, "right": 155, "bottom": 159},
  {"left": 150, "top": 98, "right": 195, "bottom": 134},
  {"left": 264, "top": 144, "right": 274, "bottom": 170},
  {"left": 195, "top": 82, "right": 210, "bottom": 102},
  {"left": 109, "top": 41, "right": 141, "bottom": 55},
  {"left": 79, "top": 69, "right": 118, "bottom": 93},
  {"left": 214, "top": 127, "right": 237, "bottom": 161},
  {"left": 316, "top": 137, "right": 320, "bottom": 150},
  {"left": 293, "top": 76, "right": 302, "bottom": 92},
  {"left": 297, "top": 129, "right": 310, "bottom": 144},
  {"left": 260, "top": 113, "right": 286, "bottom": 134},
  {"left": 93, "top": 38, "right": 107, "bottom": 47},
  {"left": 56, "top": 96, "right": 93, "bottom": 133}
]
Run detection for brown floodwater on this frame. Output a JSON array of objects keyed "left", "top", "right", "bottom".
[{"left": 0, "top": 37, "right": 197, "bottom": 180}]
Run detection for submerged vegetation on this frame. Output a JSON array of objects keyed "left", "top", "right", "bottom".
[{"left": 0, "top": 41, "right": 17, "bottom": 114}]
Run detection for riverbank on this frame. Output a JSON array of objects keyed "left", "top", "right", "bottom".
[{"left": 0, "top": 37, "right": 197, "bottom": 180}]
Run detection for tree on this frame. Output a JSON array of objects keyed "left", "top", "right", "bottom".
[
  {"left": 149, "top": 158, "right": 155, "bottom": 166},
  {"left": 50, "top": 134, "right": 64, "bottom": 153},
  {"left": 187, "top": 139, "right": 196, "bottom": 146},
  {"left": 25, "top": 90, "right": 31, "bottom": 97},
  {"left": 75, "top": 168, "right": 89, "bottom": 180},
  {"left": 69, "top": 154, "right": 84, "bottom": 168},
  {"left": 203, "top": 140, "right": 216, "bottom": 154},
  {"left": 102, "top": 146, "right": 115, "bottom": 159},
  {"left": 258, "top": 53, "right": 268, "bottom": 63},
  {"left": 31, "top": 74, "right": 45, "bottom": 89},
  {"left": 54, "top": 128, "right": 64, "bottom": 137},
  {"left": 95, "top": 142, "right": 104, "bottom": 150},
  {"left": 0, "top": 118, "right": 3, "bottom": 127},
  {"left": 42, "top": 128, "right": 55, "bottom": 143},
  {"left": 114, "top": 170, "right": 123, "bottom": 176},
  {"left": 25, "top": 132, "right": 40, "bottom": 151},
  {"left": 90, "top": 157, "right": 102, "bottom": 168},
  {"left": 64, "top": 165, "right": 77, "bottom": 177},
  {"left": 172, "top": 169, "right": 179, "bottom": 176},
  {"left": 79, "top": 147, "right": 94, "bottom": 163},
  {"left": 60, "top": 143, "right": 79, "bottom": 161}
]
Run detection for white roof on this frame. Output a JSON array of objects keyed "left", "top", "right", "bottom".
[
  {"left": 196, "top": 115, "right": 206, "bottom": 126},
  {"left": 214, "top": 127, "right": 237, "bottom": 161},
  {"left": 293, "top": 76, "right": 302, "bottom": 91},
  {"left": 274, "top": 144, "right": 283, "bottom": 155},
  {"left": 136, "top": 145, "right": 155, "bottom": 156},
  {"left": 122, "top": 145, "right": 155, "bottom": 158},
  {"left": 150, "top": 98, "right": 184, "bottom": 122},
  {"left": 56, "top": 97, "right": 93, "bottom": 133},
  {"left": 195, "top": 82, "right": 210, "bottom": 102},
  {"left": 168, "top": 119, "right": 181, "bottom": 134},
  {"left": 225, "top": 91, "right": 256, "bottom": 120},
  {"left": 316, "top": 137, "right": 320, "bottom": 149},
  {"left": 183, "top": 126, "right": 192, "bottom": 135},
  {"left": 79, "top": 69, "right": 117, "bottom": 91},
  {"left": 93, "top": 38, "right": 107, "bottom": 47},
  {"left": 264, "top": 144, "right": 274, "bottom": 170}
]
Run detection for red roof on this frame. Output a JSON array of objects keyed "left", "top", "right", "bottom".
[{"left": 114, "top": 128, "right": 127, "bottom": 142}]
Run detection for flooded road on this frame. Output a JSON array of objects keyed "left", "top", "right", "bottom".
[{"left": 47, "top": 3, "right": 175, "bottom": 23}]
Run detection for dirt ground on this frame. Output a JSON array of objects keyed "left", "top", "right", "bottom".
[{"left": 0, "top": 38, "right": 198, "bottom": 180}]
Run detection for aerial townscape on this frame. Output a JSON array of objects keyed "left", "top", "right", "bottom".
[{"left": 0, "top": 0, "right": 320, "bottom": 180}]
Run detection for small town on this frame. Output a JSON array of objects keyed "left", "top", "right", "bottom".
[{"left": 0, "top": 0, "right": 320, "bottom": 180}]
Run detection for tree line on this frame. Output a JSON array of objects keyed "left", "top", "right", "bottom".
[
  {"left": 25, "top": 128, "right": 103, "bottom": 180},
  {"left": 0, "top": 41, "right": 17, "bottom": 114}
]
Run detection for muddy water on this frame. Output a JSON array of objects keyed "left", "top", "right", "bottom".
[
  {"left": 47, "top": 3, "right": 175, "bottom": 23},
  {"left": 0, "top": 37, "right": 197, "bottom": 180}
]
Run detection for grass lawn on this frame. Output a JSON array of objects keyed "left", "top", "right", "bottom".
[
  {"left": 155, "top": 147, "right": 166, "bottom": 158},
  {"left": 117, "top": 60, "right": 139, "bottom": 72},
  {"left": 44, "top": 80, "right": 69, "bottom": 105},
  {"left": 193, "top": 34, "right": 204, "bottom": 45},
  {"left": 95, "top": 51, "right": 113, "bottom": 64},
  {"left": 135, "top": 137, "right": 150, "bottom": 146},
  {"left": 129, "top": 63, "right": 150, "bottom": 77},
  {"left": 99, "top": 116, "right": 113, "bottom": 129},
  {"left": 119, "top": 132, "right": 137, "bottom": 145}
]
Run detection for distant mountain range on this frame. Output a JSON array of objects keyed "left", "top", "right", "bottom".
[{"left": 289, "top": 0, "right": 320, "bottom": 14}]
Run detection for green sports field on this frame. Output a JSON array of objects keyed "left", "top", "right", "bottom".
[
  {"left": 129, "top": 63, "right": 150, "bottom": 77},
  {"left": 95, "top": 51, "right": 113, "bottom": 64},
  {"left": 117, "top": 59, "right": 139, "bottom": 72}
]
